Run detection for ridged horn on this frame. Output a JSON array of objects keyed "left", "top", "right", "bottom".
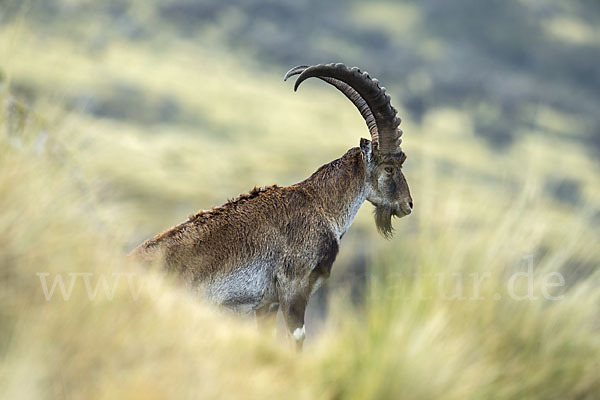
[{"left": 284, "top": 63, "right": 402, "bottom": 154}]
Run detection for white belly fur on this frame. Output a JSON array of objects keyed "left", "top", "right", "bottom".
[{"left": 204, "top": 260, "right": 276, "bottom": 313}]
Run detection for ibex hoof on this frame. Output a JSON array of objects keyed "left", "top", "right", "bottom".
[{"left": 292, "top": 325, "right": 306, "bottom": 342}]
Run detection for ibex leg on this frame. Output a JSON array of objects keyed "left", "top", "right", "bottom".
[{"left": 280, "top": 292, "right": 308, "bottom": 352}]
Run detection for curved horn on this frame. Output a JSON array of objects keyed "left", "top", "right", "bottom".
[
  {"left": 284, "top": 63, "right": 402, "bottom": 154},
  {"left": 284, "top": 66, "right": 378, "bottom": 143}
]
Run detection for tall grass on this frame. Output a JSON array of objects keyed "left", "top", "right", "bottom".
[{"left": 1, "top": 18, "right": 599, "bottom": 400}]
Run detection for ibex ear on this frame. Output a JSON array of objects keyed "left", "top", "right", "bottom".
[{"left": 360, "top": 138, "right": 373, "bottom": 162}]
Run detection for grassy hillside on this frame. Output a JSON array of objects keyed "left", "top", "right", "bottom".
[{"left": 1, "top": 2, "right": 600, "bottom": 399}]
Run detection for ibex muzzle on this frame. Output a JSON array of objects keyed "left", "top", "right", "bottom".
[{"left": 130, "top": 63, "right": 412, "bottom": 350}]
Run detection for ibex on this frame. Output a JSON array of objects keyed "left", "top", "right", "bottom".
[{"left": 129, "top": 63, "right": 412, "bottom": 350}]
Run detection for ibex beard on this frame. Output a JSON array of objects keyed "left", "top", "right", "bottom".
[
  {"left": 369, "top": 151, "right": 412, "bottom": 238},
  {"left": 129, "top": 63, "right": 412, "bottom": 351}
]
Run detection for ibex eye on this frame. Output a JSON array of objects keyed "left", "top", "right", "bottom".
[{"left": 384, "top": 167, "right": 393, "bottom": 174}]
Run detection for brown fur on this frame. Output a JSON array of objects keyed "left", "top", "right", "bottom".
[
  {"left": 131, "top": 64, "right": 414, "bottom": 350},
  {"left": 130, "top": 147, "right": 365, "bottom": 287},
  {"left": 129, "top": 139, "right": 411, "bottom": 351}
]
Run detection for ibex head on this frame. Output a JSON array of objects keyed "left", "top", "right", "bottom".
[{"left": 285, "top": 63, "right": 412, "bottom": 238}]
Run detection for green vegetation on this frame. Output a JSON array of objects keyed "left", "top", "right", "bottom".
[{"left": 1, "top": 0, "right": 599, "bottom": 398}]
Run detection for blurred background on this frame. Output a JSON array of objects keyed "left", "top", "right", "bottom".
[{"left": 1, "top": 0, "right": 599, "bottom": 399}]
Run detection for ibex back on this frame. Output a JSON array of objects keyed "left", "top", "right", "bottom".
[{"left": 129, "top": 63, "right": 413, "bottom": 350}]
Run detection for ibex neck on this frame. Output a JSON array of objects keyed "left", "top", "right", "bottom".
[{"left": 298, "top": 148, "right": 368, "bottom": 239}]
